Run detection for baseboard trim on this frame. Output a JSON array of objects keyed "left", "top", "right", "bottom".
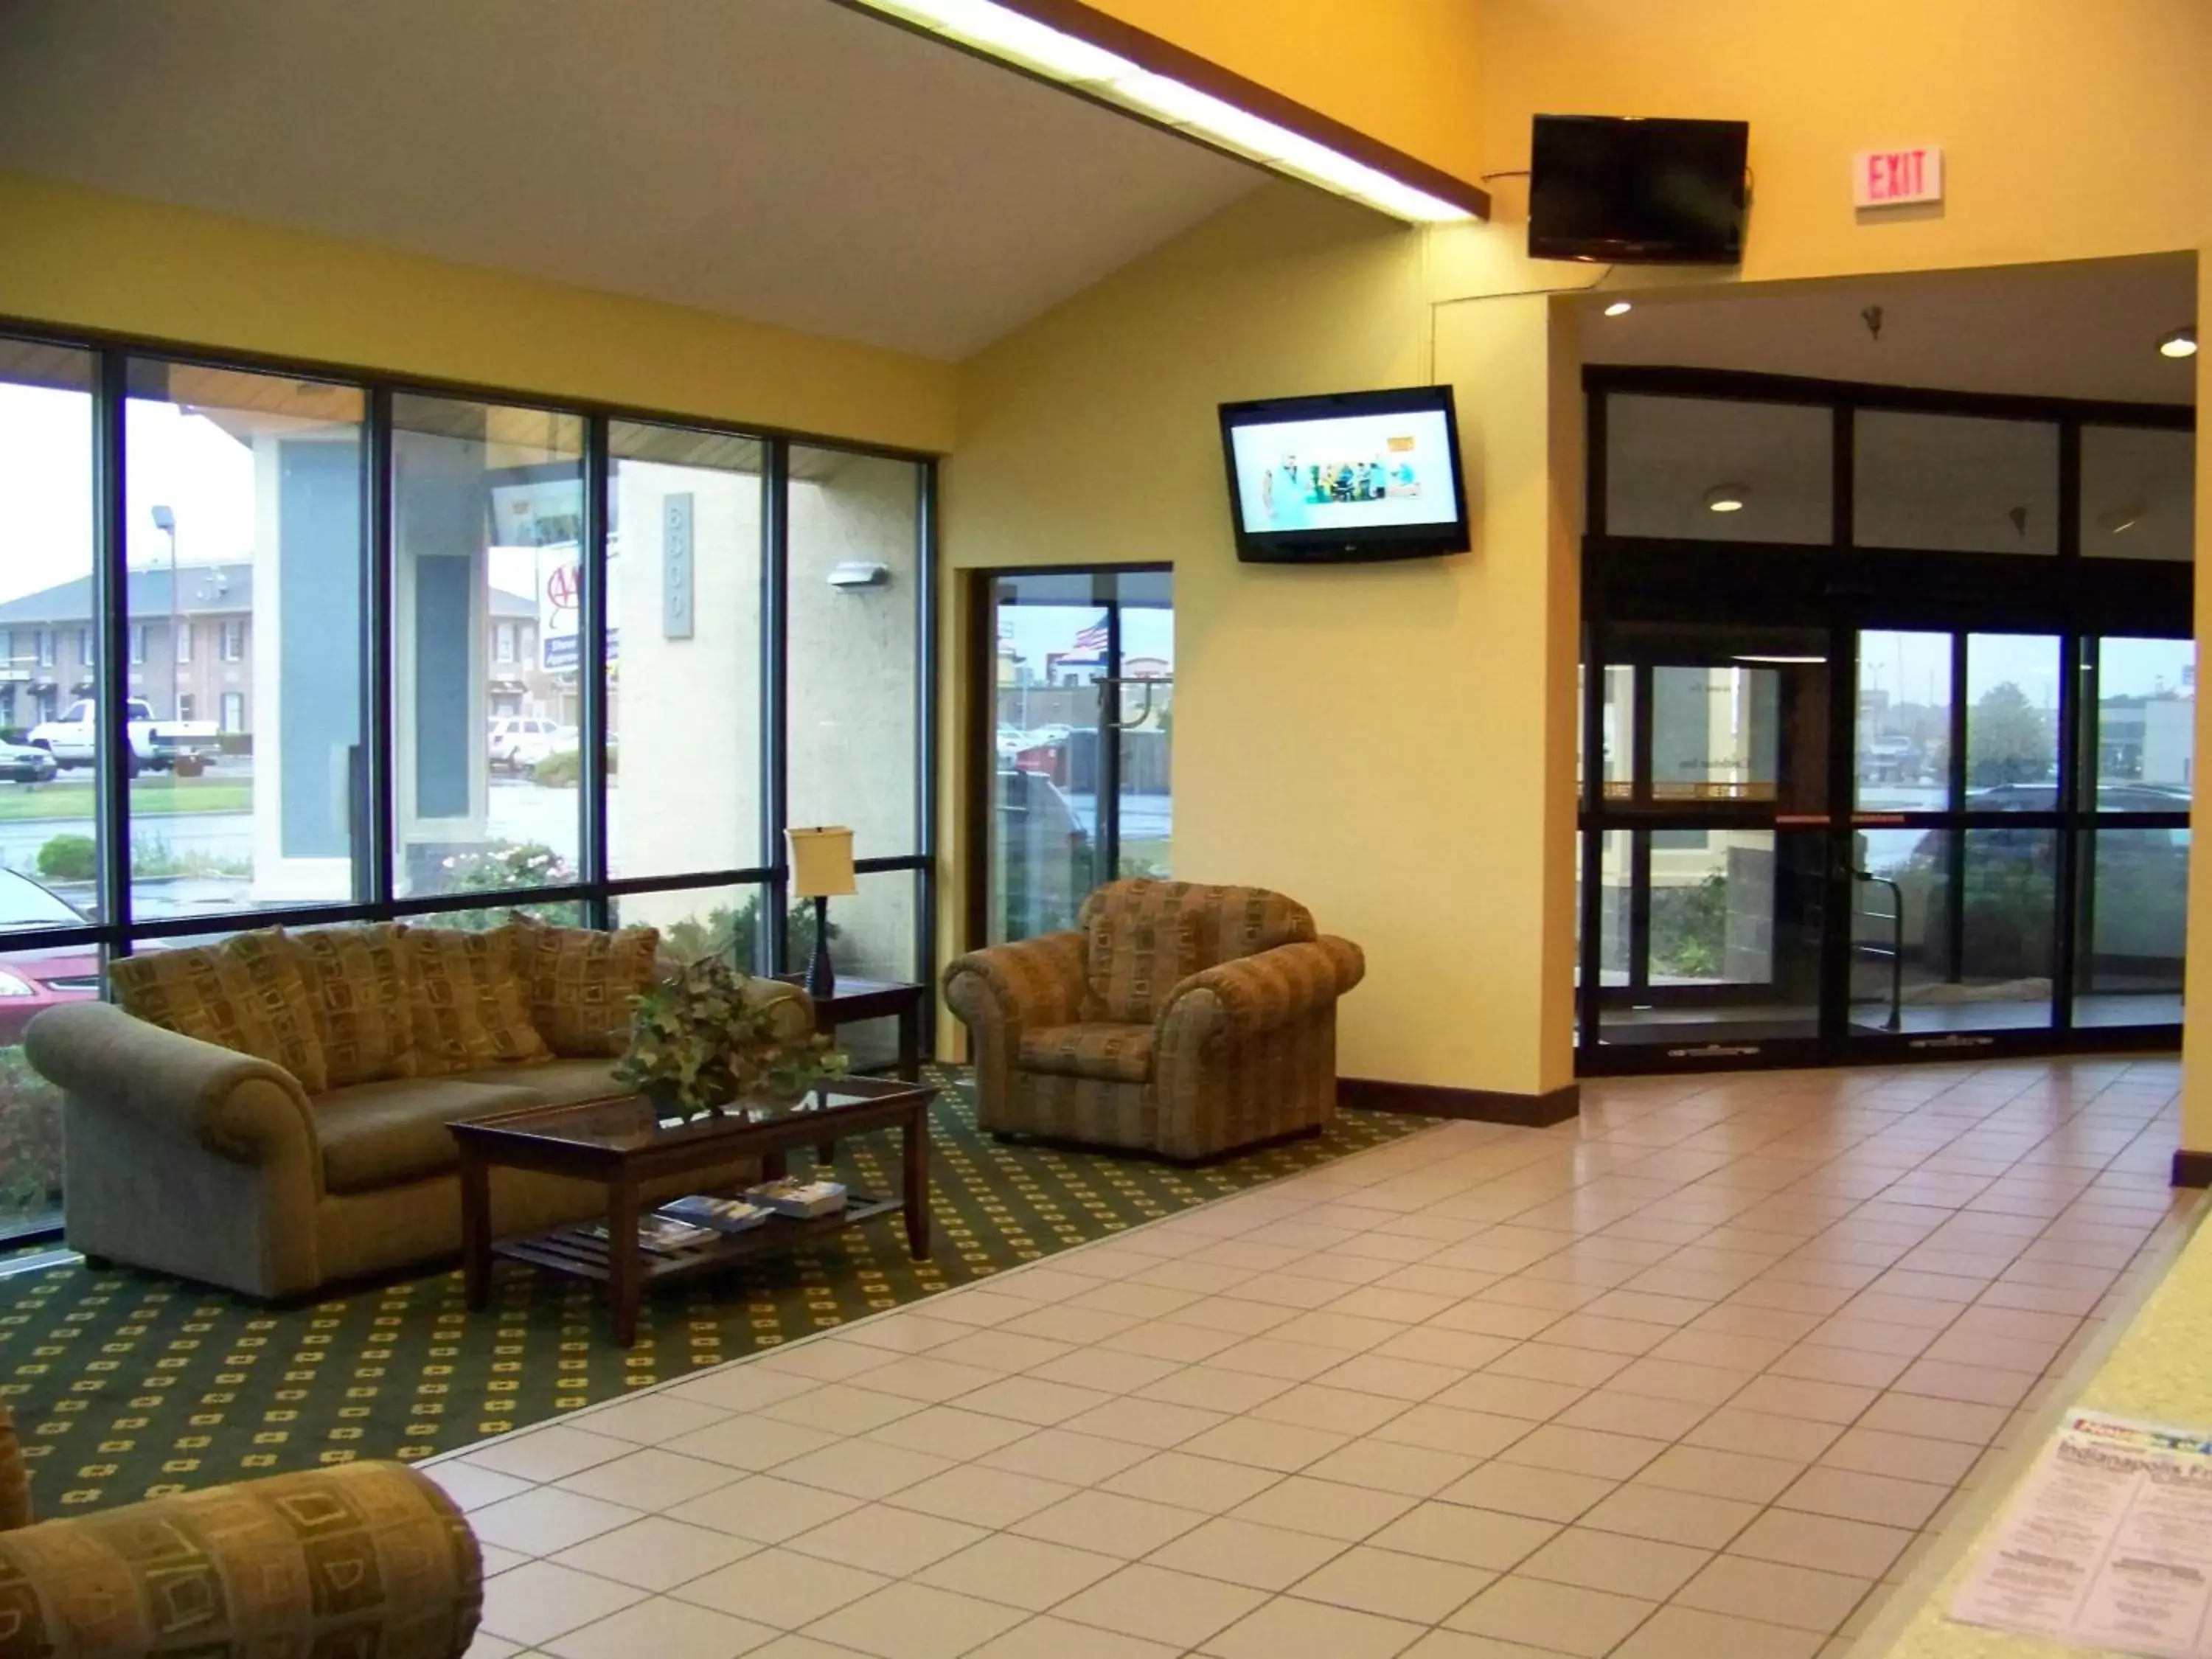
[
  {"left": 2171, "top": 1150, "right": 2212, "bottom": 1189},
  {"left": 1340, "top": 1077, "right": 1580, "bottom": 1128}
]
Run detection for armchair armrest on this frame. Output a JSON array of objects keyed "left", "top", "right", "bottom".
[
  {"left": 1158, "top": 936, "right": 1365, "bottom": 1052},
  {"left": 24, "top": 1001, "right": 318, "bottom": 1166},
  {"left": 942, "top": 931, "right": 1088, "bottom": 1034},
  {"left": 0, "top": 1457, "right": 480, "bottom": 1658}
]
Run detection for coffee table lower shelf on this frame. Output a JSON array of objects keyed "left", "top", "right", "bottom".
[{"left": 490, "top": 1194, "right": 904, "bottom": 1288}]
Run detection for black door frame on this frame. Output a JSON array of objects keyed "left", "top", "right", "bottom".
[{"left": 1579, "top": 366, "right": 2194, "bottom": 1076}]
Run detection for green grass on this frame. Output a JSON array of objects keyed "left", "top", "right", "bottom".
[{"left": 0, "top": 780, "right": 251, "bottom": 820}]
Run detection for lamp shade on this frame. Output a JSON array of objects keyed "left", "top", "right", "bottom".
[{"left": 787, "top": 826, "right": 858, "bottom": 897}]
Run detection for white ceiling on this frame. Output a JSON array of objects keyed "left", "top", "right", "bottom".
[
  {"left": 0, "top": 0, "right": 1264, "bottom": 361},
  {"left": 1581, "top": 255, "right": 2198, "bottom": 406}
]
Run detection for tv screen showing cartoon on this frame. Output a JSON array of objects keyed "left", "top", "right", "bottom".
[{"left": 1219, "top": 386, "right": 1468, "bottom": 563}]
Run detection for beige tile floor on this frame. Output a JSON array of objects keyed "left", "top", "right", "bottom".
[{"left": 435, "top": 1057, "right": 2193, "bottom": 1659}]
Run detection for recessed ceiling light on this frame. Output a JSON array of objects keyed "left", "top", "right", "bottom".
[
  {"left": 1704, "top": 484, "right": 1747, "bottom": 513},
  {"left": 848, "top": 0, "right": 1484, "bottom": 223},
  {"left": 2157, "top": 327, "right": 2197, "bottom": 359},
  {"left": 1733, "top": 654, "right": 1827, "bottom": 665},
  {"left": 2104, "top": 506, "right": 2145, "bottom": 535},
  {"left": 1603, "top": 300, "right": 1633, "bottom": 317}
]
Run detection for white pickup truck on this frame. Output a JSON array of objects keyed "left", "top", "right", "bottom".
[{"left": 28, "top": 698, "right": 223, "bottom": 777}]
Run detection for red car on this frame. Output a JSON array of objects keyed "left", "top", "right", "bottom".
[{"left": 0, "top": 869, "right": 102, "bottom": 1045}]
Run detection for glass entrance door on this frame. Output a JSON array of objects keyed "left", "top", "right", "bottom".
[
  {"left": 983, "top": 568, "right": 1172, "bottom": 945},
  {"left": 1580, "top": 622, "right": 1834, "bottom": 1057},
  {"left": 1581, "top": 618, "right": 2193, "bottom": 1069}
]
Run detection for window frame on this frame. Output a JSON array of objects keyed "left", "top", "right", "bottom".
[{"left": 0, "top": 318, "right": 941, "bottom": 1164}]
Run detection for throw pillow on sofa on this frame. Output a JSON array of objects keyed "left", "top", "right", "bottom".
[
  {"left": 510, "top": 913, "right": 661, "bottom": 1057},
  {"left": 401, "top": 924, "right": 552, "bottom": 1074},
  {"left": 288, "top": 922, "right": 418, "bottom": 1088},
  {"left": 110, "top": 930, "right": 332, "bottom": 1092}
]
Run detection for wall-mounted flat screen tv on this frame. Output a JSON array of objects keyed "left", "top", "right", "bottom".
[
  {"left": 1528, "top": 114, "right": 1748, "bottom": 265},
  {"left": 1220, "top": 386, "right": 1470, "bottom": 564}
]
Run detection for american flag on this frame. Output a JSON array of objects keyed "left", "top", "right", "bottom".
[{"left": 1070, "top": 616, "right": 1110, "bottom": 653}]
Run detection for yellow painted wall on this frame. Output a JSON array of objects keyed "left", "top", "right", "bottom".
[
  {"left": 0, "top": 170, "right": 955, "bottom": 453},
  {"left": 1085, "top": 0, "right": 1488, "bottom": 187},
  {"left": 947, "top": 0, "right": 2212, "bottom": 1110}
]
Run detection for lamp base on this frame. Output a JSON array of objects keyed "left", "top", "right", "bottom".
[{"left": 805, "top": 895, "right": 835, "bottom": 998}]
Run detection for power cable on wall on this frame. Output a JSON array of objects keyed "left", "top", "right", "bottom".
[{"left": 1424, "top": 260, "right": 1618, "bottom": 381}]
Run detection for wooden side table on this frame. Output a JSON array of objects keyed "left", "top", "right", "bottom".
[{"left": 776, "top": 975, "right": 928, "bottom": 1169}]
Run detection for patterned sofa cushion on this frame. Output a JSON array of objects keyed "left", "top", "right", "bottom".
[
  {"left": 1018, "top": 1022, "right": 1155, "bottom": 1084},
  {"left": 289, "top": 922, "right": 418, "bottom": 1088},
  {"left": 109, "top": 930, "right": 332, "bottom": 1093},
  {"left": 400, "top": 924, "right": 552, "bottom": 1075},
  {"left": 511, "top": 914, "right": 661, "bottom": 1057}
]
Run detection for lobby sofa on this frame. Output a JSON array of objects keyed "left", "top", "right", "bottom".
[
  {"left": 945, "top": 878, "right": 1364, "bottom": 1160},
  {"left": 24, "top": 920, "right": 812, "bottom": 1300}
]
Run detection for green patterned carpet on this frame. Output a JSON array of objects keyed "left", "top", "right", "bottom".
[{"left": 0, "top": 1071, "right": 1429, "bottom": 1514}]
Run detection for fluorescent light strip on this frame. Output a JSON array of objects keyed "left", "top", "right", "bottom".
[{"left": 856, "top": 0, "right": 1478, "bottom": 222}]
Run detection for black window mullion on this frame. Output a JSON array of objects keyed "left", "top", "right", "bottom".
[
  {"left": 579, "top": 413, "right": 611, "bottom": 928},
  {"left": 1946, "top": 633, "right": 1969, "bottom": 984},
  {"left": 762, "top": 439, "right": 791, "bottom": 975},
  {"left": 2052, "top": 630, "right": 2084, "bottom": 1031},
  {"left": 1100, "top": 588, "right": 1123, "bottom": 886},
  {"left": 361, "top": 385, "right": 396, "bottom": 908},
  {"left": 915, "top": 460, "right": 939, "bottom": 1040},
  {"left": 93, "top": 348, "right": 132, "bottom": 953}
]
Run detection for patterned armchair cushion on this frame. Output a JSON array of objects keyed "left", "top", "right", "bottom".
[
  {"left": 1018, "top": 1022, "right": 1155, "bottom": 1084},
  {"left": 511, "top": 914, "right": 661, "bottom": 1057},
  {"left": 0, "top": 1458, "right": 481, "bottom": 1659},
  {"left": 1077, "top": 880, "right": 1317, "bottom": 1024},
  {"left": 400, "top": 925, "right": 552, "bottom": 1076},
  {"left": 110, "top": 930, "right": 332, "bottom": 1094},
  {"left": 289, "top": 922, "right": 419, "bottom": 1088}
]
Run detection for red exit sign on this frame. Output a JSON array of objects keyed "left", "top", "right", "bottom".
[{"left": 1854, "top": 146, "right": 1944, "bottom": 208}]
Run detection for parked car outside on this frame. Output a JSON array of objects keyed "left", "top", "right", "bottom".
[
  {"left": 0, "top": 867, "right": 100, "bottom": 1043},
  {"left": 0, "top": 741, "right": 58, "bottom": 785},
  {"left": 27, "top": 698, "right": 220, "bottom": 777},
  {"left": 489, "top": 717, "right": 569, "bottom": 771}
]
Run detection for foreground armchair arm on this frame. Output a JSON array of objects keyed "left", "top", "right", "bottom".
[
  {"left": 942, "top": 931, "right": 1088, "bottom": 1127},
  {"left": 25, "top": 1001, "right": 319, "bottom": 1166},
  {"left": 0, "top": 1408, "right": 481, "bottom": 1659}
]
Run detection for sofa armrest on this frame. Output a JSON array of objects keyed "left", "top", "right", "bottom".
[
  {"left": 942, "top": 931, "right": 1088, "bottom": 1035},
  {"left": 24, "top": 1001, "right": 319, "bottom": 1166},
  {"left": 1157, "top": 936, "right": 1365, "bottom": 1052},
  {"left": 0, "top": 1459, "right": 480, "bottom": 1658}
]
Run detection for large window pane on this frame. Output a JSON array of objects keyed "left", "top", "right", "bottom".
[
  {"left": 1115, "top": 568, "right": 1173, "bottom": 880},
  {"left": 1605, "top": 394, "right": 1832, "bottom": 543},
  {"left": 1860, "top": 826, "right": 2056, "bottom": 1034},
  {"left": 0, "top": 341, "right": 100, "bottom": 927},
  {"left": 608, "top": 422, "right": 765, "bottom": 880},
  {"left": 1855, "top": 411, "right": 2059, "bottom": 554},
  {"left": 2082, "top": 425, "right": 2194, "bottom": 563},
  {"left": 125, "top": 362, "right": 365, "bottom": 919},
  {"left": 2076, "top": 828, "right": 2187, "bottom": 1027},
  {"left": 392, "top": 395, "right": 582, "bottom": 899},
  {"left": 1856, "top": 630, "right": 1952, "bottom": 810},
  {"left": 0, "top": 944, "right": 95, "bottom": 1229},
  {"left": 1964, "top": 633, "right": 2060, "bottom": 807},
  {"left": 614, "top": 883, "right": 771, "bottom": 974},
  {"left": 787, "top": 448, "right": 920, "bottom": 860},
  {"left": 2094, "top": 638, "right": 2194, "bottom": 806},
  {"left": 1651, "top": 664, "right": 1780, "bottom": 802}
]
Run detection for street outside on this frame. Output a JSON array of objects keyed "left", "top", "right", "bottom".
[{"left": 0, "top": 755, "right": 589, "bottom": 921}]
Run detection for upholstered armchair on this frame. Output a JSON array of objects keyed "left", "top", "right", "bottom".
[
  {"left": 0, "top": 1406, "right": 481, "bottom": 1659},
  {"left": 944, "top": 879, "right": 1365, "bottom": 1161}
]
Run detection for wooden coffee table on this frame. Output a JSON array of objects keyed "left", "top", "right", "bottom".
[{"left": 450, "top": 1076, "right": 935, "bottom": 1346}]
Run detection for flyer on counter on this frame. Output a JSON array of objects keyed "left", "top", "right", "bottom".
[{"left": 1951, "top": 1411, "right": 2212, "bottom": 1659}]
